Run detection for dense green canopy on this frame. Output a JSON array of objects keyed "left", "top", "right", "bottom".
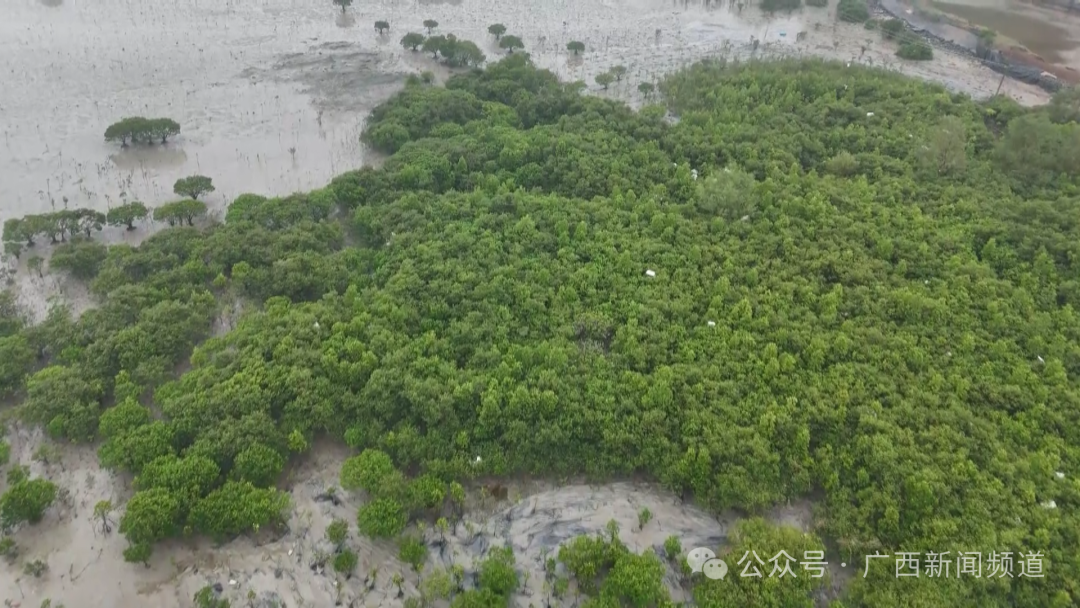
[{"left": 2, "top": 55, "right": 1080, "bottom": 606}]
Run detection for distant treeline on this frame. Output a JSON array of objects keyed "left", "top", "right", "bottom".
[{"left": 104, "top": 117, "right": 181, "bottom": 146}]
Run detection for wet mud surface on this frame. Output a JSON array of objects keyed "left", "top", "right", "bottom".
[
  {"left": 0, "top": 433, "right": 820, "bottom": 608},
  {"left": 1, "top": 0, "right": 1050, "bottom": 227}
]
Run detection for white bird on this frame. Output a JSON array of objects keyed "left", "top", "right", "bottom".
[
  {"left": 313, "top": 321, "right": 320, "bottom": 329},
  {"left": 707, "top": 320, "right": 716, "bottom": 327},
  {"left": 1037, "top": 355, "right": 1045, "bottom": 364},
  {"left": 1055, "top": 471, "right": 1065, "bottom": 479},
  {"left": 866, "top": 112, "right": 874, "bottom": 117},
  {"left": 474, "top": 456, "right": 482, "bottom": 464},
  {"left": 645, "top": 269, "right": 656, "bottom": 278}
]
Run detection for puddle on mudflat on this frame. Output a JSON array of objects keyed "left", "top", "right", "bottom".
[{"left": 1, "top": 0, "right": 1049, "bottom": 229}]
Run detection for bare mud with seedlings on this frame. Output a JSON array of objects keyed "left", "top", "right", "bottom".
[
  {"left": 0, "top": 432, "right": 827, "bottom": 608},
  {"left": 1, "top": 0, "right": 1049, "bottom": 227}
]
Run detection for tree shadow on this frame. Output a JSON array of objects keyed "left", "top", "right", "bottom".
[
  {"left": 109, "top": 145, "right": 189, "bottom": 172},
  {"left": 335, "top": 12, "right": 356, "bottom": 28}
]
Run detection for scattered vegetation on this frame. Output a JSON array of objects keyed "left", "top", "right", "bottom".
[
  {"left": 567, "top": 40, "right": 585, "bottom": 55},
  {"left": 374, "top": 20, "right": 390, "bottom": 34},
  {"left": 487, "top": 23, "right": 506, "bottom": 40},
  {"left": 423, "top": 19, "right": 438, "bottom": 34}
]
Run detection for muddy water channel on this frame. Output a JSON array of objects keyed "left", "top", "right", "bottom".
[
  {"left": 933, "top": 0, "right": 1080, "bottom": 62},
  {"left": 2, "top": 0, "right": 1046, "bottom": 225}
]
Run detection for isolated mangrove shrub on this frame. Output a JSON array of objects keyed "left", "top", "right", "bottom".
[
  {"left": 356, "top": 498, "right": 407, "bottom": 538},
  {"left": 487, "top": 23, "right": 506, "bottom": 39},
  {"left": 897, "top": 40, "right": 934, "bottom": 60},
  {"left": 499, "top": 35, "right": 524, "bottom": 53},
  {"left": 0, "top": 478, "right": 58, "bottom": 530},
  {"left": 837, "top": 0, "right": 869, "bottom": 22},
  {"left": 880, "top": 17, "right": 906, "bottom": 40}
]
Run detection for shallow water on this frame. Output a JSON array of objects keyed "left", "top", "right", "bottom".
[
  {"left": 2, "top": 0, "right": 1043, "bottom": 229},
  {"left": 933, "top": 0, "right": 1080, "bottom": 62}
]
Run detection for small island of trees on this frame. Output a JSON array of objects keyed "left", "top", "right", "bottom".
[{"left": 104, "top": 117, "right": 181, "bottom": 147}]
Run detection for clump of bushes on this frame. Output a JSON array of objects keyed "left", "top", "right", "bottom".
[
  {"left": 838, "top": 0, "right": 869, "bottom": 22},
  {"left": 104, "top": 117, "right": 180, "bottom": 147},
  {"left": 897, "top": 40, "right": 934, "bottom": 60}
]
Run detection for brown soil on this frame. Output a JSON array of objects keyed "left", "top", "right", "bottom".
[{"left": 1000, "top": 45, "right": 1080, "bottom": 83}]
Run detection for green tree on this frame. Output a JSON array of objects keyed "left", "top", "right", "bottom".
[
  {"left": 488, "top": 23, "right": 506, "bottom": 39},
  {"left": 50, "top": 237, "right": 108, "bottom": 281},
  {"left": 1048, "top": 86, "right": 1080, "bottom": 124},
  {"left": 0, "top": 334, "right": 35, "bottom": 398},
  {"left": 97, "top": 398, "right": 151, "bottom": 440},
  {"left": 340, "top": 448, "right": 396, "bottom": 493},
  {"left": 499, "top": 35, "right": 523, "bottom": 53},
  {"left": 231, "top": 443, "right": 285, "bottom": 488},
  {"left": 333, "top": 548, "right": 358, "bottom": 574},
  {"left": 423, "top": 19, "right": 438, "bottom": 34},
  {"left": 478, "top": 546, "right": 518, "bottom": 597},
  {"left": 333, "top": 0, "right": 352, "bottom": 13},
  {"left": 609, "top": 65, "right": 627, "bottom": 81},
  {"left": 401, "top": 32, "right": 426, "bottom": 51},
  {"left": 107, "top": 202, "right": 150, "bottom": 230},
  {"left": 637, "top": 82, "right": 654, "bottom": 97},
  {"left": 173, "top": 175, "right": 215, "bottom": 201},
  {"left": 567, "top": 40, "right": 585, "bottom": 55},
  {"left": 154, "top": 199, "right": 208, "bottom": 226},
  {"left": 0, "top": 478, "right": 58, "bottom": 531},
  {"left": 119, "top": 487, "right": 182, "bottom": 548},
  {"left": 98, "top": 421, "right": 177, "bottom": 474},
  {"left": 422, "top": 35, "right": 447, "bottom": 58},
  {"left": 920, "top": 114, "right": 967, "bottom": 176},
  {"left": 93, "top": 499, "right": 115, "bottom": 534},
  {"left": 326, "top": 518, "right": 349, "bottom": 550},
  {"left": 188, "top": 481, "right": 289, "bottom": 541},
  {"left": 595, "top": 72, "right": 615, "bottom": 89},
  {"left": 600, "top": 549, "right": 668, "bottom": 607},
  {"left": 375, "top": 20, "right": 390, "bottom": 34},
  {"left": 356, "top": 498, "right": 407, "bottom": 538},
  {"left": 398, "top": 536, "right": 428, "bottom": 577},
  {"left": 135, "top": 454, "right": 220, "bottom": 508}
]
